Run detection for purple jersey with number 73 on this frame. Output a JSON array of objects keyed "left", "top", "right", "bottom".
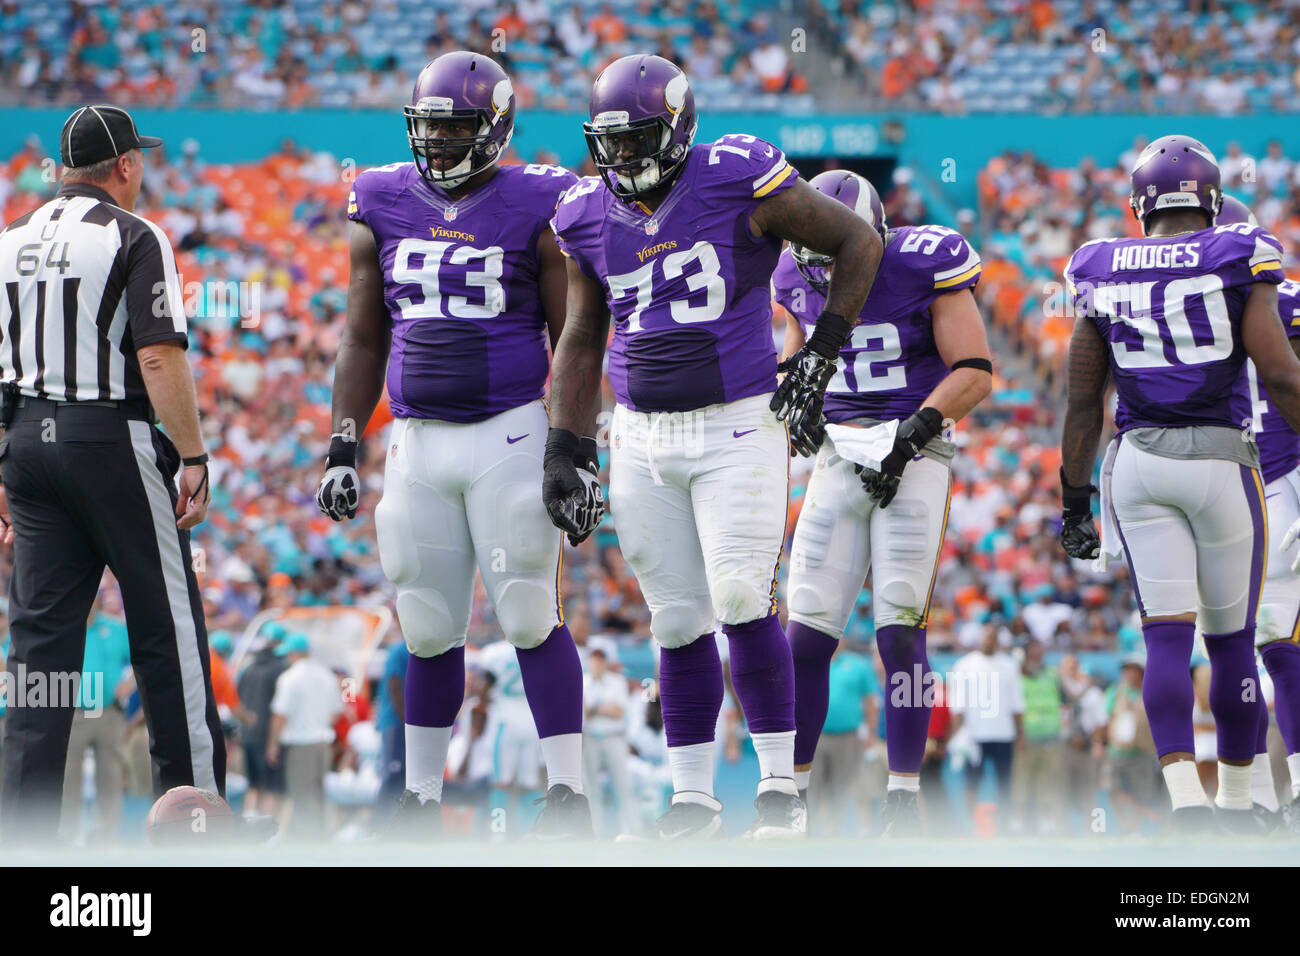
[
  {"left": 347, "top": 161, "right": 578, "bottom": 423},
  {"left": 551, "top": 134, "right": 798, "bottom": 413},
  {"left": 1065, "top": 223, "right": 1285, "bottom": 434},
  {"left": 770, "top": 224, "right": 981, "bottom": 423}
]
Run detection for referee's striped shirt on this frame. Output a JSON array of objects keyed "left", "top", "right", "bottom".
[{"left": 0, "top": 183, "right": 188, "bottom": 402}]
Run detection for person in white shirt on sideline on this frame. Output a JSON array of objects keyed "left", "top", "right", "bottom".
[
  {"left": 267, "top": 633, "right": 342, "bottom": 839},
  {"left": 951, "top": 624, "right": 1025, "bottom": 823},
  {"left": 582, "top": 639, "right": 636, "bottom": 836}
]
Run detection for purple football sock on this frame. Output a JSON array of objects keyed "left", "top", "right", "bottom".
[
  {"left": 789, "top": 621, "right": 839, "bottom": 765},
  {"left": 1141, "top": 621, "right": 1196, "bottom": 758},
  {"left": 723, "top": 614, "right": 796, "bottom": 735},
  {"left": 516, "top": 624, "right": 583, "bottom": 738},
  {"left": 659, "top": 634, "right": 724, "bottom": 748},
  {"left": 1257, "top": 691, "right": 1270, "bottom": 755},
  {"left": 1203, "top": 626, "right": 1261, "bottom": 763},
  {"left": 877, "top": 624, "right": 932, "bottom": 775},
  {"left": 1262, "top": 641, "right": 1300, "bottom": 755},
  {"left": 405, "top": 645, "right": 465, "bottom": 728}
]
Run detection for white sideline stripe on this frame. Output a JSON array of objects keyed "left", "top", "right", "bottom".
[{"left": 128, "top": 420, "right": 217, "bottom": 792}]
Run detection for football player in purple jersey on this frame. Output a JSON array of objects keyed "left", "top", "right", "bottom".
[
  {"left": 771, "top": 170, "right": 993, "bottom": 835},
  {"left": 1061, "top": 135, "right": 1300, "bottom": 831},
  {"left": 1220, "top": 195, "right": 1300, "bottom": 831},
  {"left": 316, "top": 52, "right": 595, "bottom": 838},
  {"left": 545, "top": 55, "right": 883, "bottom": 839}
]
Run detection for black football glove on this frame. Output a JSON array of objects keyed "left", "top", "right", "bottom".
[
  {"left": 542, "top": 428, "right": 604, "bottom": 546},
  {"left": 859, "top": 407, "right": 944, "bottom": 508},
  {"left": 317, "top": 433, "right": 360, "bottom": 521},
  {"left": 773, "top": 350, "right": 832, "bottom": 457},
  {"left": 771, "top": 312, "right": 850, "bottom": 458},
  {"left": 1059, "top": 467, "right": 1100, "bottom": 560}
]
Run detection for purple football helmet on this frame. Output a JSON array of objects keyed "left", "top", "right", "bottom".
[
  {"left": 1128, "top": 134, "right": 1223, "bottom": 234},
  {"left": 793, "top": 170, "right": 886, "bottom": 294},
  {"left": 584, "top": 54, "right": 697, "bottom": 201},
  {"left": 405, "top": 51, "right": 514, "bottom": 189},
  {"left": 1216, "top": 194, "right": 1258, "bottom": 226}
]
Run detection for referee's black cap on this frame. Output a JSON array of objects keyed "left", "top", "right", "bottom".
[{"left": 60, "top": 105, "right": 163, "bottom": 168}]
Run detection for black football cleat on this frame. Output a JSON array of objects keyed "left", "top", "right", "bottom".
[
  {"left": 743, "top": 786, "right": 808, "bottom": 840},
  {"left": 1170, "top": 805, "right": 1216, "bottom": 835},
  {"left": 530, "top": 784, "right": 593, "bottom": 840},
  {"left": 1250, "top": 803, "right": 1282, "bottom": 834},
  {"left": 387, "top": 789, "right": 443, "bottom": 840},
  {"left": 616, "top": 796, "right": 724, "bottom": 842},
  {"left": 880, "top": 789, "right": 923, "bottom": 838},
  {"left": 1214, "top": 805, "right": 1274, "bottom": 836}
]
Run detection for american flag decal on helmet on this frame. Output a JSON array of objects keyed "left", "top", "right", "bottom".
[{"left": 1179, "top": 180, "right": 1197, "bottom": 191}]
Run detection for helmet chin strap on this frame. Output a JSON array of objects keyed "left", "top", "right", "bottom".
[
  {"left": 613, "top": 125, "right": 675, "bottom": 195},
  {"left": 430, "top": 152, "right": 475, "bottom": 188},
  {"left": 617, "top": 159, "right": 662, "bottom": 194},
  {"left": 420, "top": 116, "right": 498, "bottom": 188}
]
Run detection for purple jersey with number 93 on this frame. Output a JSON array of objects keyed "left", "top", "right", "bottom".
[
  {"left": 347, "top": 161, "right": 577, "bottom": 422},
  {"left": 1065, "top": 223, "right": 1285, "bottom": 433},
  {"left": 771, "top": 224, "right": 981, "bottom": 423}
]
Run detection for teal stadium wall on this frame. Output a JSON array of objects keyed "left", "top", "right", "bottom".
[{"left": 4, "top": 109, "right": 1298, "bottom": 212}]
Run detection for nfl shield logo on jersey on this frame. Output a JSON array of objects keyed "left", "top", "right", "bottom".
[
  {"left": 444, "top": 205, "right": 458, "bottom": 222},
  {"left": 645, "top": 219, "right": 658, "bottom": 236}
]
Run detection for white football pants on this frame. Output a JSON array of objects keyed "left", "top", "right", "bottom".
[
  {"left": 374, "top": 400, "right": 562, "bottom": 657},
  {"left": 1259, "top": 468, "right": 1300, "bottom": 647},
  {"left": 608, "top": 393, "right": 788, "bottom": 649},
  {"left": 1110, "top": 438, "right": 1265, "bottom": 635},
  {"left": 787, "top": 435, "right": 951, "bottom": 636}
]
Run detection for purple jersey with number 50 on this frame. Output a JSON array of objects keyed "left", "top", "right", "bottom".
[
  {"left": 347, "top": 161, "right": 577, "bottom": 422},
  {"left": 1247, "top": 279, "right": 1300, "bottom": 483},
  {"left": 551, "top": 134, "right": 798, "bottom": 413},
  {"left": 1064, "top": 224, "right": 1285, "bottom": 433},
  {"left": 771, "top": 224, "right": 981, "bottom": 423}
]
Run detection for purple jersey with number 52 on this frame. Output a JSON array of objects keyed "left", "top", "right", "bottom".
[
  {"left": 771, "top": 224, "right": 981, "bottom": 423},
  {"left": 1065, "top": 224, "right": 1285, "bottom": 433},
  {"left": 551, "top": 134, "right": 798, "bottom": 412},
  {"left": 347, "top": 161, "right": 577, "bottom": 422},
  {"left": 1247, "top": 278, "right": 1300, "bottom": 483}
]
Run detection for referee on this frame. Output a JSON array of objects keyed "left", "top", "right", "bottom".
[{"left": 0, "top": 105, "right": 223, "bottom": 842}]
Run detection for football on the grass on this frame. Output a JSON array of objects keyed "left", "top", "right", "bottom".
[{"left": 145, "top": 786, "right": 236, "bottom": 845}]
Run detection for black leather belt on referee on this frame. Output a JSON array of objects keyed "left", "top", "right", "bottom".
[{"left": 14, "top": 395, "right": 157, "bottom": 423}]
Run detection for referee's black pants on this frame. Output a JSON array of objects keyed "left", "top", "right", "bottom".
[{"left": 0, "top": 398, "right": 225, "bottom": 842}]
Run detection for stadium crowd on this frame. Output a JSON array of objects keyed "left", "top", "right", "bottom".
[
  {"left": 6, "top": 0, "right": 1300, "bottom": 115},
  {"left": 0, "top": 0, "right": 810, "bottom": 112},
  {"left": 809, "top": 0, "right": 1300, "bottom": 113},
  {"left": 2, "top": 118, "right": 1298, "bottom": 839}
]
